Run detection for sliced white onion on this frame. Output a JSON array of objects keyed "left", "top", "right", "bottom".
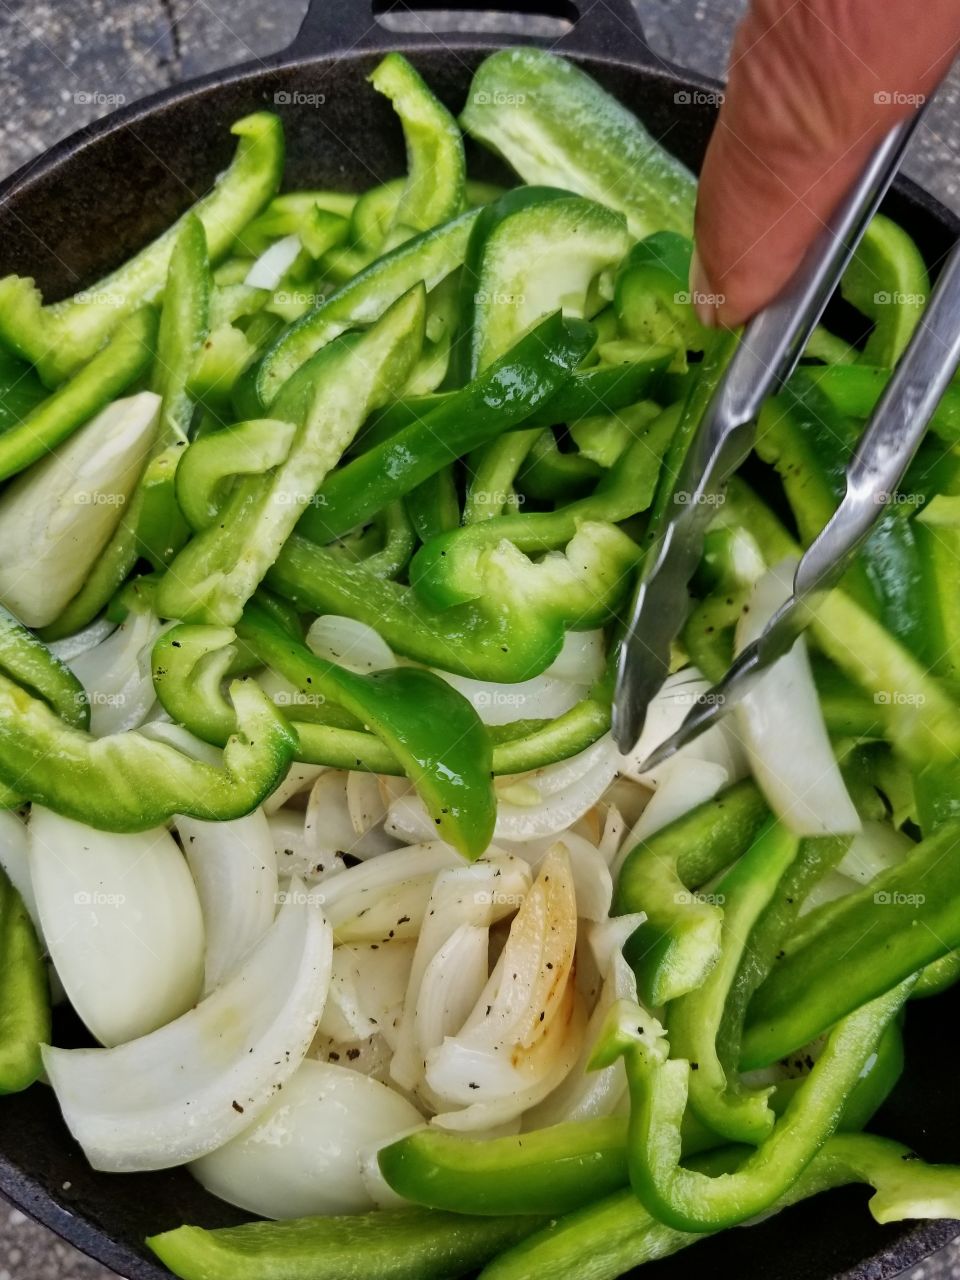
[
  {"left": 176, "top": 810, "right": 278, "bottom": 995},
  {"left": 492, "top": 737, "right": 621, "bottom": 843},
  {"left": 546, "top": 630, "right": 606, "bottom": 684},
  {"left": 413, "top": 925, "right": 490, "bottom": 1080},
  {"left": 524, "top": 950, "right": 638, "bottom": 1128},
  {"left": 0, "top": 809, "right": 38, "bottom": 929},
  {"left": 618, "top": 667, "right": 747, "bottom": 790},
  {"left": 391, "top": 858, "right": 532, "bottom": 1091},
  {"left": 614, "top": 757, "right": 730, "bottom": 877},
  {"left": 587, "top": 912, "right": 646, "bottom": 976},
  {"left": 190, "top": 1058, "right": 422, "bottom": 1219},
  {"left": 317, "top": 940, "right": 415, "bottom": 1044},
  {"left": 268, "top": 808, "right": 328, "bottom": 882},
  {"left": 137, "top": 720, "right": 224, "bottom": 765},
  {"left": 28, "top": 807, "right": 204, "bottom": 1047},
  {"left": 306, "top": 616, "right": 395, "bottom": 674},
  {"left": 311, "top": 1031, "right": 394, "bottom": 1082},
  {"left": 436, "top": 636, "right": 598, "bottom": 726},
  {"left": 837, "top": 820, "right": 913, "bottom": 884},
  {"left": 244, "top": 234, "right": 302, "bottom": 290},
  {"left": 598, "top": 803, "right": 626, "bottom": 866},
  {"left": 47, "top": 617, "right": 116, "bottom": 662},
  {"left": 42, "top": 882, "right": 332, "bottom": 1172},
  {"left": 798, "top": 868, "right": 860, "bottom": 916},
  {"left": 735, "top": 561, "right": 861, "bottom": 836},
  {"left": 317, "top": 842, "right": 464, "bottom": 942},
  {"left": 69, "top": 607, "right": 166, "bottom": 735},
  {"left": 425, "top": 848, "right": 582, "bottom": 1127},
  {"left": 347, "top": 771, "right": 389, "bottom": 836},
  {"left": 0, "top": 392, "right": 160, "bottom": 627},
  {"left": 305, "top": 771, "right": 397, "bottom": 866},
  {"left": 262, "top": 763, "right": 326, "bottom": 815},
  {"left": 256, "top": 668, "right": 332, "bottom": 721}
]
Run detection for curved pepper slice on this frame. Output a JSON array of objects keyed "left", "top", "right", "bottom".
[
  {"left": 270, "top": 524, "right": 636, "bottom": 682},
  {"left": 157, "top": 287, "right": 425, "bottom": 626},
  {"left": 0, "top": 113, "right": 283, "bottom": 386},
  {"left": 840, "top": 212, "right": 929, "bottom": 367},
  {"left": 614, "top": 778, "right": 769, "bottom": 1006},
  {"left": 410, "top": 402, "right": 679, "bottom": 610},
  {"left": 236, "top": 601, "right": 495, "bottom": 859},
  {"left": 235, "top": 209, "right": 477, "bottom": 415},
  {"left": 665, "top": 820, "right": 801, "bottom": 1145},
  {"left": 478, "top": 1131, "right": 960, "bottom": 1280},
  {"left": 369, "top": 53, "right": 466, "bottom": 240},
  {"left": 0, "top": 605, "right": 88, "bottom": 729},
  {"left": 0, "top": 866, "right": 50, "bottom": 1094},
  {"left": 0, "top": 671, "right": 295, "bottom": 830},
  {"left": 595, "top": 981, "right": 911, "bottom": 1233},
  {"left": 742, "top": 817, "right": 960, "bottom": 1067},
  {"left": 614, "top": 231, "right": 709, "bottom": 356},
  {"left": 0, "top": 307, "right": 156, "bottom": 484},
  {"left": 297, "top": 312, "right": 594, "bottom": 543},
  {"left": 460, "top": 49, "right": 695, "bottom": 241},
  {"left": 175, "top": 418, "right": 297, "bottom": 532},
  {"left": 0, "top": 348, "right": 46, "bottom": 431}
]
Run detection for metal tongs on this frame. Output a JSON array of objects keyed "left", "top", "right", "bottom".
[{"left": 614, "top": 102, "right": 960, "bottom": 769}]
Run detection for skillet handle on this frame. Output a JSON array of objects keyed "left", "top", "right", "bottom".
[{"left": 283, "top": 0, "right": 658, "bottom": 64}]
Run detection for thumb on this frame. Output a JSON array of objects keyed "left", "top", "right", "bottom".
[{"left": 692, "top": 0, "right": 960, "bottom": 328}]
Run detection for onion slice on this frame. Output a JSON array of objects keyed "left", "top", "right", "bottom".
[
  {"left": 176, "top": 810, "right": 278, "bottom": 995},
  {"left": 190, "top": 1058, "right": 422, "bottom": 1219},
  {"left": 735, "top": 561, "right": 860, "bottom": 836},
  {"left": 29, "top": 807, "right": 204, "bottom": 1047},
  {"left": 42, "top": 882, "right": 332, "bottom": 1172}
]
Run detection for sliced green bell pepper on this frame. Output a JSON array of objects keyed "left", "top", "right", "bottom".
[
  {"left": 157, "top": 287, "right": 425, "bottom": 626},
  {"left": 461, "top": 49, "right": 695, "bottom": 240},
  {"left": 805, "top": 362, "right": 960, "bottom": 444},
  {"left": 0, "top": 606, "right": 88, "bottom": 729},
  {"left": 369, "top": 53, "right": 466, "bottom": 241},
  {"left": 614, "top": 231, "right": 709, "bottom": 355},
  {"left": 478, "top": 1132, "right": 960, "bottom": 1280},
  {"left": 613, "top": 779, "right": 770, "bottom": 1006},
  {"left": 0, "top": 866, "right": 50, "bottom": 1094},
  {"left": 597, "top": 981, "right": 911, "bottom": 1232},
  {"left": 0, "top": 670, "right": 295, "bottom": 830},
  {"left": 0, "top": 113, "right": 282, "bottom": 385},
  {"left": 297, "top": 312, "right": 594, "bottom": 543},
  {"left": 149, "top": 1209, "right": 544, "bottom": 1280},
  {"left": 270, "top": 523, "right": 636, "bottom": 682},
  {"left": 743, "top": 818, "right": 960, "bottom": 1067},
  {"left": 666, "top": 820, "right": 801, "bottom": 1145},
  {"left": 0, "top": 348, "right": 46, "bottom": 431},
  {"left": 234, "top": 209, "right": 477, "bottom": 415},
  {"left": 0, "top": 307, "right": 156, "bottom": 483},
  {"left": 840, "top": 213, "right": 929, "bottom": 367},
  {"left": 410, "top": 402, "right": 680, "bottom": 611}
]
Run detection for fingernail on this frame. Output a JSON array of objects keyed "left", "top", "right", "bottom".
[{"left": 689, "top": 246, "right": 719, "bottom": 328}]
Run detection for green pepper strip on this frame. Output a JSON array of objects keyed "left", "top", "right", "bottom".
[
  {"left": 0, "top": 113, "right": 282, "bottom": 386},
  {"left": 381, "top": 1016, "right": 903, "bottom": 1220},
  {"left": 743, "top": 818, "right": 960, "bottom": 1068},
  {"left": 614, "top": 779, "right": 770, "bottom": 1007},
  {"left": 405, "top": 469, "right": 460, "bottom": 544},
  {"left": 805, "top": 362, "right": 960, "bottom": 444},
  {"left": 666, "top": 820, "right": 801, "bottom": 1145},
  {"left": 369, "top": 53, "right": 466, "bottom": 239},
  {"left": 0, "top": 866, "right": 50, "bottom": 1094},
  {"left": 297, "top": 313, "right": 594, "bottom": 543},
  {"left": 0, "top": 670, "right": 295, "bottom": 830},
  {"left": 175, "top": 417, "right": 297, "bottom": 532},
  {"left": 598, "top": 980, "right": 911, "bottom": 1233},
  {"left": 137, "top": 213, "right": 211, "bottom": 569},
  {"left": 151, "top": 620, "right": 611, "bottom": 777},
  {"left": 157, "top": 287, "right": 425, "bottom": 627},
  {"left": 360, "top": 356, "right": 672, "bottom": 450},
  {"left": 0, "top": 307, "right": 156, "bottom": 483},
  {"left": 0, "top": 347, "right": 46, "bottom": 431},
  {"left": 516, "top": 430, "right": 602, "bottom": 502},
  {"left": 840, "top": 212, "right": 929, "bottom": 367},
  {"left": 148, "top": 1208, "right": 545, "bottom": 1280},
  {"left": 235, "top": 209, "right": 478, "bottom": 415},
  {"left": 410, "top": 402, "right": 679, "bottom": 612},
  {"left": 361, "top": 501, "right": 417, "bottom": 580},
  {"left": 913, "top": 948, "right": 960, "bottom": 998},
  {"left": 478, "top": 1132, "right": 960, "bottom": 1280},
  {"left": 723, "top": 477, "right": 960, "bottom": 766},
  {"left": 614, "top": 230, "right": 709, "bottom": 354},
  {"left": 0, "top": 606, "right": 88, "bottom": 729},
  {"left": 270, "top": 519, "right": 637, "bottom": 682},
  {"left": 236, "top": 601, "right": 495, "bottom": 859}
]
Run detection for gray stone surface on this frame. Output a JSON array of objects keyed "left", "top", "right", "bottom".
[{"left": 0, "top": 0, "right": 957, "bottom": 1276}]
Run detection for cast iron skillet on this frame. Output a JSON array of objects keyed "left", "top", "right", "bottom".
[{"left": 0, "top": 1, "right": 958, "bottom": 1276}]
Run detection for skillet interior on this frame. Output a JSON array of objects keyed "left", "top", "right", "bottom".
[{"left": 0, "top": 10, "right": 958, "bottom": 1278}]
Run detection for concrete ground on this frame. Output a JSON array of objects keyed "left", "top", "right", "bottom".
[{"left": 0, "top": 0, "right": 957, "bottom": 1276}]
